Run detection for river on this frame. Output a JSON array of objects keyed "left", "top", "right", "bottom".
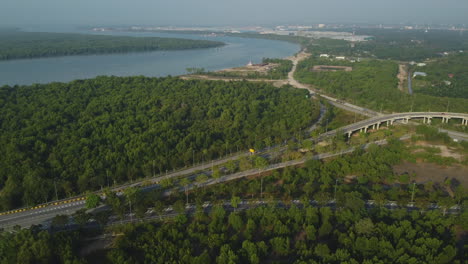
[{"left": 0, "top": 28, "right": 299, "bottom": 86}]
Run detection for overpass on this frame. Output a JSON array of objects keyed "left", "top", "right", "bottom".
[{"left": 319, "top": 112, "right": 468, "bottom": 139}]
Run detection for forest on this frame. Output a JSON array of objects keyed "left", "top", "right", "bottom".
[
  {"left": 0, "top": 31, "right": 224, "bottom": 60},
  {"left": 411, "top": 52, "right": 468, "bottom": 99},
  {"left": 304, "top": 28, "right": 468, "bottom": 61},
  {"left": 0, "top": 76, "right": 319, "bottom": 210},
  {"left": 294, "top": 57, "right": 468, "bottom": 113},
  {"left": 106, "top": 204, "right": 464, "bottom": 264},
  {"left": 0, "top": 129, "right": 466, "bottom": 263}
]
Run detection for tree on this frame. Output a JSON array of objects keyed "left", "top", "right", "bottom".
[
  {"left": 104, "top": 189, "right": 125, "bottom": 219},
  {"left": 196, "top": 174, "right": 209, "bottom": 188},
  {"left": 225, "top": 160, "right": 238, "bottom": 173},
  {"left": 217, "top": 244, "right": 238, "bottom": 264},
  {"left": 343, "top": 192, "right": 365, "bottom": 213},
  {"left": 314, "top": 243, "right": 330, "bottom": 259},
  {"left": 153, "top": 200, "right": 165, "bottom": 220},
  {"left": 212, "top": 167, "right": 221, "bottom": 179},
  {"left": 124, "top": 187, "right": 140, "bottom": 221},
  {"left": 73, "top": 209, "right": 90, "bottom": 227},
  {"left": 305, "top": 225, "right": 316, "bottom": 241},
  {"left": 85, "top": 193, "right": 101, "bottom": 209},
  {"left": 354, "top": 218, "right": 375, "bottom": 236},
  {"left": 242, "top": 240, "right": 260, "bottom": 264},
  {"left": 231, "top": 196, "right": 241, "bottom": 212},
  {"left": 180, "top": 178, "right": 191, "bottom": 205},
  {"left": 228, "top": 212, "right": 243, "bottom": 232},
  {"left": 270, "top": 237, "right": 290, "bottom": 256},
  {"left": 173, "top": 200, "right": 186, "bottom": 214}
]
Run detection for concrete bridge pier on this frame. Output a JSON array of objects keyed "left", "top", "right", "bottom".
[
  {"left": 462, "top": 119, "right": 467, "bottom": 126},
  {"left": 377, "top": 122, "right": 380, "bottom": 129},
  {"left": 347, "top": 131, "right": 352, "bottom": 138},
  {"left": 364, "top": 126, "right": 368, "bottom": 133},
  {"left": 386, "top": 120, "right": 390, "bottom": 127}
]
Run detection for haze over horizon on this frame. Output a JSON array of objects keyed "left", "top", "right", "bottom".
[{"left": 2, "top": 0, "right": 468, "bottom": 28}]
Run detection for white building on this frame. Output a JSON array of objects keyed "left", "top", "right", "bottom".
[
  {"left": 319, "top": 54, "right": 330, "bottom": 58},
  {"left": 335, "top": 56, "right": 346, "bottom": 60},
  {"left": 413, "top": 72, "right": 427, "bottom": 78}
]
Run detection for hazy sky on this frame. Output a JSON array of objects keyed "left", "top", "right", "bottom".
[{"left": 2, "top": 0, "right": 468, "bottom": 27}]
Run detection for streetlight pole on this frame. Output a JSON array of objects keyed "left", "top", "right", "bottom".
[
  {"left": 411, "top": 182, "right": 416, "bottom": 204},
  {"left": 333, "top": 179, "right": 338, "bottom": 201},
  {"left": 54, "top": 179, "right": 59, "bottom": 201},
  {"left": 260, "top": 177, "right": 263, "bottom": 199}
]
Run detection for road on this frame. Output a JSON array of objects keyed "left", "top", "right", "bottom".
[
  {"left": 1, "top": 52, "right": 467, "bottom": 231},
  {"left": 318, "top": 112, "right": 468, "bottom": 139},
  {"left": 0, "top": 136, "right": 400, "bottom": 230},
  {"left": 287, "top": 52, "right": 379, "bottom": 117}
]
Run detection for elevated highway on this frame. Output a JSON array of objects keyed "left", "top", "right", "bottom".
[{"left": 319, "top": 112, "right": 468, "bottom": 139}]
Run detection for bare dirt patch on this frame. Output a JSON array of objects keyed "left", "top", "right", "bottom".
[
  {"left": 393, "top": 161, "right": 468, "bottom": 188},
  {"left": 413, "top": 141, "right": 463, "bottom": 161},
  {"left": 397, "top": 64, "right": 408, "bottom": 92},
  {"left": 311, "top": 65, "right": 353, "bottom": 72},
  {"left": 219, "top": 63, "right": 279, "bottom": 76}
]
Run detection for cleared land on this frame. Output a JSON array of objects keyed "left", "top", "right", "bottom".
[
  {"left": 394, "top": 162, "right": 468, "bottom": 188},
  {"left": 311, "top": 65, "right": 353, "bottom": 72}
]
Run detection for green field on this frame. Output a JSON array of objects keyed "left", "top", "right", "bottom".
[{"left": 295, "top": 56, "right": 468, "bottom": 113}]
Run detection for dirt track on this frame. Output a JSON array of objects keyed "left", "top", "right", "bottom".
[{"left": 397, "top": 64, "right": 408, "bottom": 92}]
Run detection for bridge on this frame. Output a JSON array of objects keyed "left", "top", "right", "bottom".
[{"left": 319, "top": 112, "right": 468, "bottom": 139}]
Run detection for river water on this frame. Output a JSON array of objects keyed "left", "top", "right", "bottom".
[{"left": 0, "top": 28, "right": 299, "bottom": 86}]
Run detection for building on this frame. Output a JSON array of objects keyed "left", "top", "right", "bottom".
[
  {"left": 417, "top": 63, "right": 427, "bottom": 67},
  {"left": 319, "top": 54, "right": 330, "bottom": 58},
  {"left": 413, "top": 72, "right": 427, "bottom": 78},
  {"left": 335, "top": 56, "right": 346, "bottom": 60}
]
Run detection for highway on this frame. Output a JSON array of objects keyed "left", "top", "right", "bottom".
[
  {"left": 287, "top": 52, "right": 379, "bottom": 117},
  {"left": 0, "top": 136, "right": 400, "bottom": 230},
  {"left": 1, "top": 52, "right": 467, "bottom": 231},
  {"left": 318, "top": 112, "right": 468, "bottom": 139}
]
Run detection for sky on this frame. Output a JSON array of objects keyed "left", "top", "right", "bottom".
[{"left": 2, "top": 0, "right": 468, "bottom": 27}]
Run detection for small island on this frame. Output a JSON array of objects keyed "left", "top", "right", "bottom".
[{"left": 0, "top": 30, "right": 225, "bottom": 61}]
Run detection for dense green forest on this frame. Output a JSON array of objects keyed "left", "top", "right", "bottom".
[
  {"left": 0, "top": 31, "right": 224, "bottom": 60},
  {"left": 0, "top": 76, "right": 319, "bottom": 210},
  {"left": 411, "top": 52, "right": 468, "bottom": 99},
  {"left": 106, "top": 205, "right": 465, "bottom": 264},
  {"left": 294, "top": 57, "right": 468, "bottom": 113},
  {"left": 353, "top": 29, "right": 468, "bottom": 60},
  {"left": 0, "top": 229, "right": 86, "bottom": 264},
  {"left": 1, "top": 131, "right": 466, "bottom": 264},
  {"left": 1, "top": 206, "right": 465, "bottom": 264},
  {"left": 305, "top": 29, "right": 468, "bottom": 61}
]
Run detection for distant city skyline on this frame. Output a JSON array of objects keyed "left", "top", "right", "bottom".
[{"left": 1, "top": 0, "right": 468, "bottom": 28}]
